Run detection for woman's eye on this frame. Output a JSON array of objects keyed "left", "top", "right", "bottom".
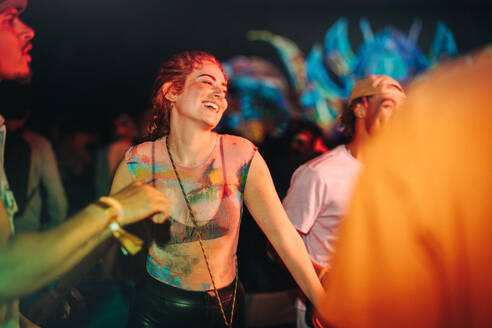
[{"left": 202, "top": 80, "right": 213, "bottom": 85}]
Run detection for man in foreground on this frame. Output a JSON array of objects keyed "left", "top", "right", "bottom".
[
  {"left": 320, "top": 48, "right": 492, "bottom": 327},
  {"left": 0, "top": 1, "right": 169, "bottom": 327}
]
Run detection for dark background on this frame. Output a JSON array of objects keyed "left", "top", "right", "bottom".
[{"left": 20, "top": 0, "right": 491, "bottom": 132}]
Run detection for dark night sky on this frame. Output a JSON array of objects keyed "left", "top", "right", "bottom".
[{"left": 17, "top": 0, "right": 492, "bottom": 133}]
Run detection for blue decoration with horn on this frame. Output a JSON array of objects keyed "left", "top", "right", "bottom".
[{"left": 223, "top": 18, "right": 458, "bottom": 133}]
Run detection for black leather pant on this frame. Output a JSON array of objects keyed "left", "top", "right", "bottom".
[{"left": 127, "top": 273, "right": 245, "bottom": 328}]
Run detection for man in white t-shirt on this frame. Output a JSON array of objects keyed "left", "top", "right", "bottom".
[{"left": 283, "top": 75, "right": 406, "bottom": 328}]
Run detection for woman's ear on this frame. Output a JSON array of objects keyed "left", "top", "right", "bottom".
[{"left": 162, "top": 82, "right": 178, "bottom": 102}]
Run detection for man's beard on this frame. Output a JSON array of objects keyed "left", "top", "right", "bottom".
[
  {"left": 13, "top": 71, "right": 32, "bottom": 85},
  {"left": 0, "top": 76, "right": 33, "bottom": 120}
]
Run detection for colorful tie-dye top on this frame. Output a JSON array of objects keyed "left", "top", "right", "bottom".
[{"left": 125, "top": 133, "right": 257, "bottom": 291}]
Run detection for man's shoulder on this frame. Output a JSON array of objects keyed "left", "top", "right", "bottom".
[
  {"left": 301, "top": 145, "right": 353, "bottom": 172},
  {"left": 23, "top": 130, "right": 51, "bottom": 150}
]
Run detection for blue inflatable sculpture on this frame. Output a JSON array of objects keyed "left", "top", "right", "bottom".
[{"left": 223, "top": 18, "right": 458, "bottom": 133}]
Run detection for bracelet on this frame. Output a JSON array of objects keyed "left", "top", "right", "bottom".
[
  {"left": 97, "top": 196, "right": 124, "bottom": 223},
  {"left": 99, "top": 196, "right": 124, "bottom": 221},
  {"left": 93, "top": 196, "right": 143, "bottom": 255},
  {"left": 93, "top": 197, "right": 119, "bottom": 224}
]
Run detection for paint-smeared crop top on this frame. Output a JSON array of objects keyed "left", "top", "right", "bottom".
[{"left": 125, "top": 133, "right": 257, "bottom": 291}]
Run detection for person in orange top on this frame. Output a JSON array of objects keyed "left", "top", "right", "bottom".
[{"left": 318, "top": 47, "right": 492, "bottom": 328}]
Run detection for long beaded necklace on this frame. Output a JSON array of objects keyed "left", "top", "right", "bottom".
[{"left": 165, "top": 136, "right": 238, "bottom": 327}]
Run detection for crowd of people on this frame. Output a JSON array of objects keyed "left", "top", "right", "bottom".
[{"left": 1, "top": 1, "right": 491, "bottom": 328}]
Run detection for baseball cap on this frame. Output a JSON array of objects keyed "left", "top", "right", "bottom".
[
  {"left": 348, "top": 75, "right": 406, "bottom": 105},
  {"left": 0, "top": 0, "right": 27, "bottom": 13}
]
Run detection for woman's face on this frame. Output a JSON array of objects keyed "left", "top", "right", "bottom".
[{"left": 171, "top": 60, "right": 228, "bottom": 130}]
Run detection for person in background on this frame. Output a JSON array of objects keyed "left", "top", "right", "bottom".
[
  {"left": 2, "top": 85, "right": 68, "bottom": 232},
  {"left": 283, "top": 75, "right": 406, "bottom": 328},
  {"left": 95, "top": 113, "right": 138, "bottom": 199}
]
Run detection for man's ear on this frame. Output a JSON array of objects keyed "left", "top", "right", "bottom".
[
  {"left": 354, "top": 103, "right": 366, "bottom": 118},
  {"left": 162, "top": 82, "right": 178, "bottom": 101}
]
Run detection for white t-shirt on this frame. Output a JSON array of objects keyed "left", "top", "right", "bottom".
[{"left": 283, "top": 144, "right": 361, "bottom": 268}]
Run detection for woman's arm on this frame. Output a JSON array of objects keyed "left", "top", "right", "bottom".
[
  {"left": 110, "top": 159, "right": 134, "bottom": 194},
  {"left": 244, "top": 152, "right": 327, "bottom": 310},
  {"left": 111, "top": 160, "right": 167, "bottom": 224},
  {"left": 0, "top": 180, "right": 168, "bottom": 305}
]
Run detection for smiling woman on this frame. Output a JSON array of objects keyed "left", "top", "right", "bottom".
[
  {"left": 110, "top": 51, "right": 328, "bottom": 328},
  {"left": 144, "top": 51, "right": 226, "bottom": 139}
]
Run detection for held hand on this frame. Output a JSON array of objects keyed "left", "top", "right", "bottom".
[
  {"left": 111, "top": 181, "right": 169, "bottom": 226},
  {"left": 312, "top": 289, "right": 334, "bottom": 328},
  {"left": 312, "top": 310, "right": 327, "bottom": 328}
]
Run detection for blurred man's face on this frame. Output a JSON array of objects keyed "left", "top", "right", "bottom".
[
  {"left": 0, "top": 7, "right": 34, "bottom": 81},
  {"left": 291, "top": 130, "right": 313, "bottom": 155},
  {"left": 364, "top": 92, "right": 404, "bottom": 135}
]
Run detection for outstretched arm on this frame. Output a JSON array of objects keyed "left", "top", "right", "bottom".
[
  {"left": 244, "top": 152, "right": 327, "bottom": 311},
  {"left": 0, "top": 181, "right": 168, "bottom": 305}
]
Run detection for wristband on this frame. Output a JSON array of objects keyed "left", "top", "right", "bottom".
[
  {"left": 94, "top": 197, "right": 144, "bottom": 255},
  {"left": 99, "top": 196, "right": 124, "bottom": 221}
]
